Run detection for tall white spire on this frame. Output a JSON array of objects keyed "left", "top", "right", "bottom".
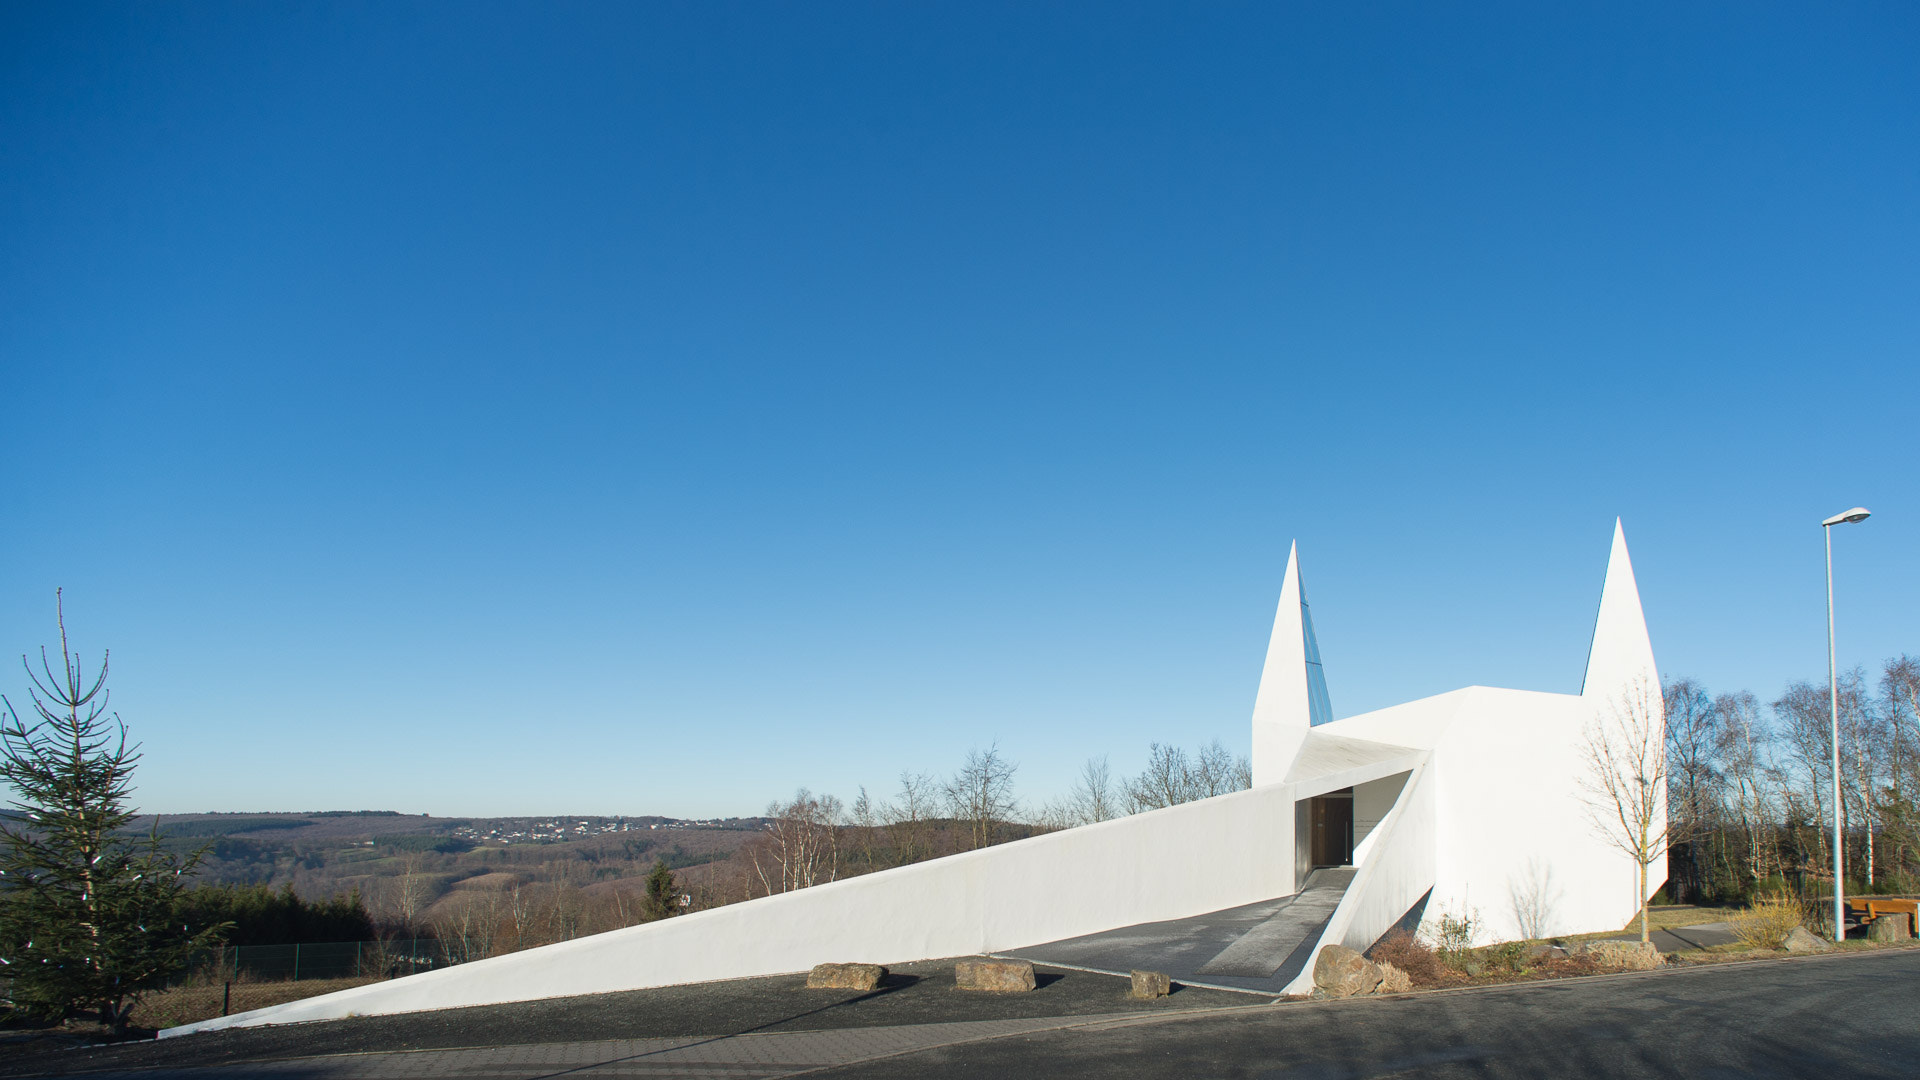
[
  {"left": 1581, "top": 519, "right": 1659, "bottom": 701},
  {"left": 1250, "top": 542, "right": 1332, "bottom": 786}
]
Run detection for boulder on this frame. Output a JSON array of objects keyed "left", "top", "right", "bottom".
[
  {"left": 1525, "top": 943, "right": 1569, "bottom": 962},
  {"left": 1377, "top": 962, "right": 1412, "bottom": 994},
  {"left": 1867, "top": 915, "right": 1913, "bottom": 943},
  {"left": 1129, "top": 970, "right": 1172, "bottom": 999},
  {"left": 1583, "top": 940, "right": 1662, "bottom": 970},
  {"left": 1782, "top": 926, "right": 1835, "bottom": 954},
  {"left": 954, "top": 958, "right": 1037, "bottom": 992},
  {"left": 1312, "top": 944, "right": 1384, "bottom": 998},
  {"left": 806, "top": 963, "right": 886, "bottom": 991}
]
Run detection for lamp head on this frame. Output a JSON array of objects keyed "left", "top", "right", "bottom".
[{"left": 1822, "top": 507, "right": 1872, "bottom": 527}]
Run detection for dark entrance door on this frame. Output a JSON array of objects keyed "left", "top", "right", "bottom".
[{"left": 1310, "top": 789, "right": 1354, "bottom": 867}]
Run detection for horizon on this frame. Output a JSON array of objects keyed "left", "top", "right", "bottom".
[{"left": 4, "top": 3, "right": 1915, "bottom": 818}]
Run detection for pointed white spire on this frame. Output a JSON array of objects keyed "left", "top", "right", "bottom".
[
  {"left": 1582, "top": 519, "right": 1659, "bottom": 700},
  {"left": 1250, "top": 541, "right": 1329, "bottom": 786}
]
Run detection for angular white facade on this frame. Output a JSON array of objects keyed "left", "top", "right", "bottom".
[{"left": 168, "top": 521, "right": 1662, "bottom": 1036}]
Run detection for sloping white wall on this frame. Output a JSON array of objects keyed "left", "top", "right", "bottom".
[
  {"left": 168, "top": 779, "right": 1301, "bottom": 1037},
  {"left": 1283, "top": 760, "right": 1435, "bottom": 994}
]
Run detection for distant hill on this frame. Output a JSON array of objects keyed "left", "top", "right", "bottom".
[{"left": 123, "top": 811, "right": 769, "bottom": 928}]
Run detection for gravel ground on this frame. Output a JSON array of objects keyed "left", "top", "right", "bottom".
[{"left": 0, "top": 959, "right": 1262, "bottom": 1077}]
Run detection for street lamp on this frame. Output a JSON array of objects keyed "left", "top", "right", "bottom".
[{"left": 1824, "top": 506, "right": 1871, "bottom": 943}]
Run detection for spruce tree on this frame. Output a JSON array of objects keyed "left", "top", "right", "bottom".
[
  {"left": 642, "top": 858, "right": 678, "bottom": 921},
  {"left": 0, "top": 594, "right": 220, "bottom": 1030}
]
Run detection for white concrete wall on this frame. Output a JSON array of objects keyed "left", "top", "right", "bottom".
[
  {"left": 168, "top": 779, "right": 1301, "bottom": 1036},
  {"left": 1351, "top": 772, "right": 1403, "bottom": 852},
  {"left": 1425, "top": 688, "right": 1643, "bottom": 945},
  {"left": 1283, "top": 762, "right": 1435, "bottom": 994},
  {"left": 1313, "top": 685, "right": 1646, "bottom": 947}
]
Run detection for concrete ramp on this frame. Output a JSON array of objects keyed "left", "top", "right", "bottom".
[{"left": 1006, "top": 867, "right": 1357, "bottom": 996}]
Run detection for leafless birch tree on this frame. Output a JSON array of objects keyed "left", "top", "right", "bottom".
[
  {"left": 1580, "top": 677, "right": 1673, "bottom": 943},
  {"left": 751, "top": 788, "right": 844, "bottom": 893}
]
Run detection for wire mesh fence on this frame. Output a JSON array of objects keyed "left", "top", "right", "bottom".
[{"left": 188, "top": 938, "right": 463, "bottom": 984}]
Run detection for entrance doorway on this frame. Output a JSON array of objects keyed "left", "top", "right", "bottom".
[{"left": 1309, "top": 788, "right": 1354, "bottom": 867}]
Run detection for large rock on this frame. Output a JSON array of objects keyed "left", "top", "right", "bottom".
[
  {"left": 1583, "top": 940, "right": 1662, "bottom": 970},
  {"left": 806, "top": 963, "right": 887, "bottom": 990},
  {"left": 1129, "top": 970, "right": 1172, "bottom": 999},
  {"left": 1782, "top": 926, "right": 1835, "bottom": 954},
  {"left": 1313, "top": 944, "right": 1384, "bottom": 998},
  {"left": 1868, "top": 915, "right": 1913, "bottom": 943},
  {"left": 954, "top": 958, "right": 1037, "bottom": 992}
]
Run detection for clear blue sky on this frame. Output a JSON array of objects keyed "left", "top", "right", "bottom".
[{"left": 3, "top": 3, "right": 1914, "bottom": 818}]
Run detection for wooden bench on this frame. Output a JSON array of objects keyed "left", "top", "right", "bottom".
[{"left": 1846, "top": 898, "right": 1918, "bottom": 935}]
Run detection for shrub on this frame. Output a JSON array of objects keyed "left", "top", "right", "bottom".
[
  {"left": 1728, "top": 890, "right": 1806, "bottom": 950},
  {"left": 1377, "top": 962, "right": 1412, "bottom": 994},
  {"left": 1423, "top": 904, "right": 1480, "bottom": 965},
  {"left": 1486, "top": 939, "right": 1531, "bottom": 973},
  {"left": 1367, "top": 930, "right": 1447, "bottom": 986}
]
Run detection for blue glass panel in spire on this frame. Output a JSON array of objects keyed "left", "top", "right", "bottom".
[{"left": 1301, "top": 592, "right": 1334, "bottom": 726}]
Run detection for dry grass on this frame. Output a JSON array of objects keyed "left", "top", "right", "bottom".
[
  {"left": 128, "top": 975, "right": 383, "bottom": 1031},
  {"left": 1638, "top": 904, "right": 1742, "bottom": 931},
  {"left": 1366, "top": 931, "right": 1449, "bottom": 987},
  {"left": 1727, "top": 891, "right": 1807, "bottom": 950}
]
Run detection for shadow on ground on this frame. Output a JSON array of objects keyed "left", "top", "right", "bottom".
[{"left": 0, "top": 958, "right": 1260, "bottom": 1077}]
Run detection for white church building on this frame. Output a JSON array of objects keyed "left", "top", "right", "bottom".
[{"left": 170, "top": 521, "right": 1663, "bottom": 1034}]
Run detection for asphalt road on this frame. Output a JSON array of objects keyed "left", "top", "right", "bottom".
[
  {"left": 0, "top": 959, "right": 1258, "bottom": 1077},
  {"left": 5, "top": 949, "right": 1914, "bottom": 1078},
  {"left": 825, "top": 948, "right": 1920, "bottom": 1080}
]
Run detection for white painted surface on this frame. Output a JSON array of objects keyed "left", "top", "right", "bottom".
[
  {"left": 168, "top": 779, "right": 1301, "bottom": 1035},
  {"left": 165, "top": 521, "right": 1666, "bottom": 1035},
  {"left": 1250, "top": 542, "right": 1311, "bottom": 787},
  {"left": 1293, "top": 522, "right": 1664, "bottom": 948},
  {"left": 1350, "top": 770, "right": 1404, "bottom": 852},
  {"left": 1284, "top": 761, "right": 1435, "bottom": 994}
]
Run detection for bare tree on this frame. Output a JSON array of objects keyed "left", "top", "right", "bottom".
[
  {"left": 1663, "top": 677, "right": 1722, "bottom": 901},
  {"left": 884, "top": 771, "right": 938, "bottom": 866},
  {"left": 1715, "top": 690, "right": 1780, "bottom": 888},
  {"left": 849, "top": 786, "right": 879, "bottom": 871},
  {"left": 1125, "top": 743, "right": 1190, "bottom": 812},
  {"left": 1580, "top": 677, "right": 1673, "bottom": 943},
  {"left": 1880, "top": 657, "right": 1920, "bottom": 873},
  {"left": 1069, "top": 755, "right": 1117, "bottom": 824},
  {"left": 944, "top": 744, "right": 1018, "bottom": 850},
  {"left": 1834, "top": 669, "right": 1882, "bottom": 884},
  {"left": 385, "top": 849, "right": 428, "bottom": 933},
  {"left": 1123, "top": 740, "right": 1252, "bottom": 812},
  {"left": 1774, "top": 680, "right": 1837, "bottom": 873},
  {"left": 435, "top": 891, "right": 503, "bottom": 963},
  {"left": 751, "top": 788, "right": 844, "bottom": 893}
]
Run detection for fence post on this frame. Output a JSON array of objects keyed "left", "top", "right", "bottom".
[
  {"left": 356, "top": 940, "right": 362, "bottom": 977},
  {"left": 222, "top": 981, "right": 231, "bottom": 1017},
  {"left": 293, "top": 942, "right": 300, "bottom": 983}
]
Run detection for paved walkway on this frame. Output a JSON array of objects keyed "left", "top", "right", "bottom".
[
  {"left": 1006, "top": 868, "right": 1356, "bottom": 994},
  {"left": 1588, "top": 920, "right": 1740, "bottom": 954},
  {"left": 69, "top": 1013, "right": 1192, "bottom": 1079}
]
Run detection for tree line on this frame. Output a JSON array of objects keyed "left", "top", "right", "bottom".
[
  {"left": 0, "top": 599, "right": 689, "bottom": 1030},
  {"left": 726, "top": 738, "right": 1252, "bottom": 901},
  {"left": 1664, "top": 655, "right": 1920, "bottom": 903}
]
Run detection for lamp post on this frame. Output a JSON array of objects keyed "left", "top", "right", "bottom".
[{"left": 1823, "top": 506, "right": 1871, "bottom": 943}]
